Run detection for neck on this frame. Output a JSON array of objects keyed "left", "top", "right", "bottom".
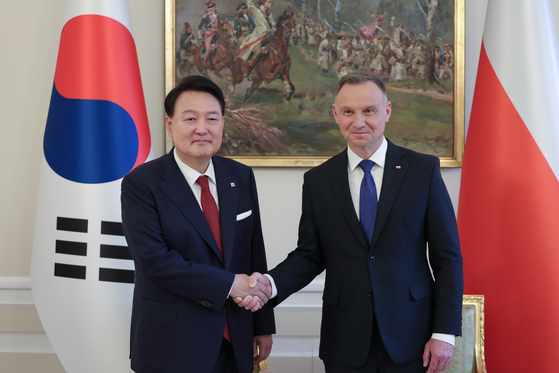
[
  {"left": 348, "top": 142, "right": 382, "bottom": 160},
  {"left": 176, "top": 153, "right": 211, "bottom": 174}
]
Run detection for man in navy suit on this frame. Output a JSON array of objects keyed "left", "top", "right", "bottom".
[
  {"left": 239, "top": 72, "right": 463, "bottom": 373},
  {"left": 121, "top": 75, "right": 275, "bottom": 373}
]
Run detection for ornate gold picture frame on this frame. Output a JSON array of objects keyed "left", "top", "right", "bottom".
[{"left": 165, "top": 0, "right": 464, "bottom": 168}]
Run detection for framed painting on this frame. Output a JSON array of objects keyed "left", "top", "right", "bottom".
[{"left": 165, "top": 0, "right": 464, "bottom": 167}]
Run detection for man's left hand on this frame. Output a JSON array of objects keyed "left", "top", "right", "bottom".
[
  {"left": 253, "top": 334, "right": 273, "bottom": 365},
  {"left": 422, "top": 338, "right": 454, "bottom": 373}
]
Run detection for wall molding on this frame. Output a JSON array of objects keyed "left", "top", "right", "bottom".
[
  {"left": 0, "top": 333, "right": 55, "bottom": 354},
  {"left": 0, "top": 277, "right": 34, "bottom": 308},
  {"left": 276, "top": 278, "right": 323, "bottom": 310}
]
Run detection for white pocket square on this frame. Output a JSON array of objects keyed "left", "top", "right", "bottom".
[{"left": 236, "top": 210, "right": 252, "bottom": 221}]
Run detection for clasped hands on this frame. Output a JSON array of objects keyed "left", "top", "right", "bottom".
[{"left": 230, "top": 272, "right": 271, "bottom": 312}]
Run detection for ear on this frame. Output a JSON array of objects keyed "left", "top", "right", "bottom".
[
  {"left": 385, "top": 101, "right": 392, "bottom": 122},
  {"left": 165, "top": 116, "right": 174, "bottom": 138},
  {"left": 332, "top": 103, "right": 339, "bottom": 121}
]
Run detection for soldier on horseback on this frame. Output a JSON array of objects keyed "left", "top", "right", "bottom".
[
  {"left": 176, "top": 22, "right": 195, "bottom": 76},
  {"left": 234, "top": 3, "right": 255, "bottom": 46},
  {"left": 197, "top": 0, "right": 220, "bottom": 74},
  {"left": 236, "top": 0, "right": 275, "bottom": 81}
]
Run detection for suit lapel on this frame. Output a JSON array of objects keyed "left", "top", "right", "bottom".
[
  {"left": 157, "top": 152, "right": 224, "bottom": 262},
  {"left": 327, "top": 151, "right": 370, "bottom": 249},
  {"left": 213, "top": 157, "right": 238, "bottom": 271},
  {"left": 371, "top": 141, "right": 408, "bottom": 249}
]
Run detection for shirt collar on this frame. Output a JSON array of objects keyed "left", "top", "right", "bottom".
[
  {"left": 347, "top": 137, "right": 388, "bottom": 173},
  {"left": 173, "top": 148, "right": 217, "bottom": 188}
]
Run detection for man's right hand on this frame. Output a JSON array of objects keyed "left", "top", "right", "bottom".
[
  {"left": 230, "top": 274, "right": 270, "bottom": 312},
  {"left": 233, "top": 272, "right": 272, "bottom": 312}
]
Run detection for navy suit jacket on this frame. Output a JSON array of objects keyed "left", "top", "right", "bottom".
[
  {"left": 268, "top": 140, "right": 463, "bottom": 366},
  {"left": 121, "top": 151, "right": 275, "bottom": 373}
]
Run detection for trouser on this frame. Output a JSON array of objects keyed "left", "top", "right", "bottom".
[
  {"left": 324, "top": 315, "right": 427, "bottom": 373},
  {"left": 211, "top": 338, "right": 240, "bottom": 373}
]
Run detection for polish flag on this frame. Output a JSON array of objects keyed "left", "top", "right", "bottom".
[
  {"left": 458, "top": 0, "right": 559, "bottom": 371},
  {"left": 30, "top": 1, "right": 151, "bottom": 371}
]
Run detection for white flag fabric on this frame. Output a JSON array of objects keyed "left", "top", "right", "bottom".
[
  {"left": 458, "top": 0, "right": 559, "bottom": 371},
  {"left": 31, "top": 0, "right": 151, "bottom": 371}
]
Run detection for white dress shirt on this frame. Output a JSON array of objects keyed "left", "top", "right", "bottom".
[{"left": 173, "top": 148, "right": 219, "bottom": 210}]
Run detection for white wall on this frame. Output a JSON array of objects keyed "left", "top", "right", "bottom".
[{"left": 3, "top": 0, "right": 559, "bottom": 371}]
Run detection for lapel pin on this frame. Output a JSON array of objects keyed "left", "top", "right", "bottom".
[
  {"left": 396, "top": 166, "right": 401, "bottom": 169},
  {"left": 230, "top": 182, "right": 235, "bottom": 187}
]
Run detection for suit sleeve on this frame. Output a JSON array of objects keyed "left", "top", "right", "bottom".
[
  {"left": 121, "top": 171, "right": 234, "bottom": 311},
  {"left": 247, "top": 168, "right": 276, "bottom": 336},
  {"left": 267, "top": 172, "right": 326, "bottom": 306},
  {"left": 426, "top": 158, "right": 464, "bottom": 335}
]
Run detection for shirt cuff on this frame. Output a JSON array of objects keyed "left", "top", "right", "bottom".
[
  {"left": 227, "top": 281, "right": 234, "bottom": 298},
  {"left": 264, "top": 274, "right": 278, "bottom": 298},
  {"left": 431, "top": 333, "right": 455, "bottom": 346}
]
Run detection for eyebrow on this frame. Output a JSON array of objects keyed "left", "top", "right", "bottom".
[
  {"left": 180, "top": 109, "right": 221, "bottom": 115},
  {"left": 340, "top": 105, "right": 378, "bottom": 110}
]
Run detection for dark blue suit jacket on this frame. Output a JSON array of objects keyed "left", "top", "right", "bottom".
[
  {"left": 268, "top": 140, "right": 463, "bottom": 367},
  {"left": 121, "top": 151, "right": 275, "bottom": 373}
]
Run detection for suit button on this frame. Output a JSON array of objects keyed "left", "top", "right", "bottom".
[
  {"left": 199, "top": 300, "right": 213, "bottom": 308},
  {"left": 366, "top": 291, "right": 373, "bottom": 297},
  {"left": 221, "top": 307, "right": 227, "bottom": 314},
  {"left": 369, "top": 256, "right": 376, "bottom": 263}
]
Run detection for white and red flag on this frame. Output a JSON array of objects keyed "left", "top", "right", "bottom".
[
  {"left": 458, "top": 0, "right": 559, "bottom": 371},
  {"left": 31, "top": 0, "right": 151, "bottom": 371},
  {"left": 357, "top": 14, "right": 385, "bottom": 40}
]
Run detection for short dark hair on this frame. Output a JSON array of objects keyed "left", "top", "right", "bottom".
[
  {"left": 335, "top": 71, "right": 387, "bottom": 103},
  {"left": 164, "top": 75, "right": 226, "bottom": 117}
]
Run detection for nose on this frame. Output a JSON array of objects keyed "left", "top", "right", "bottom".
[
  {"left": 353, "top": 113, "right": 366, "bottom": 128},
  {"left": 195, "top": 119, "right": 208, "bottom": 134}
]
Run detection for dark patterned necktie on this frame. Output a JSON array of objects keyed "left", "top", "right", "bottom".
[
  {"left": 197, "top": 176, "right": 231, "bottom": 343},
  {"left": 358, "top": 160, "right": 378, "bottom": 245}
]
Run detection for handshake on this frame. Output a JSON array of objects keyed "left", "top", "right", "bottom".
[{"left": 230, "top": 272, "right": 272, "bottom": 312}]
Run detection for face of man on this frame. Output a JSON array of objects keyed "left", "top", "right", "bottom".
[
  {"left": 166, "top": 90, "right": 224, "bottom": 173},
  {"left": 333, "top": 81, "right": 391, "bottom": 159},
  {"left": 263, "top": 0, "right": 271, "bottom": 9}
]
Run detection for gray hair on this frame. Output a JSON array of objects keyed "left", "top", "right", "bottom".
[{"left": 335, "top": 71, "right": 388, "bottom": 103}]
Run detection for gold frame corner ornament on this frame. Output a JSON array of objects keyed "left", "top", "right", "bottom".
[{"left": 462, "top": 294, "right": 487, "bottom": 373}]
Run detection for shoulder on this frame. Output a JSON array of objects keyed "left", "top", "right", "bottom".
[
  {"left": 124, "top": 152, "right": 173, "bottom": 182},
  {"left": 304, "top": 150, "right": 346, "bottom": 180},
  {"left": 387, "top": 140, "right": 439, "bottom": 168},
  {"left": 386, "top": 141, "right": 443, "bottom": 187},
  {"left": 212, "top": 155, "right": 254, "bottom": 178},
  {"left": 213, "top": 155, "right": 250, "bottom": 169}
]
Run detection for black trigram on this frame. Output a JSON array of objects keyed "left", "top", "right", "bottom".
[{"left": 54, "top": 217, "right": 134, "bottom": 283}]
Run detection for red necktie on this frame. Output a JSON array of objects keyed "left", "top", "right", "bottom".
[{"left": 197, "top": 176, "right": 231, "bottom": 343}]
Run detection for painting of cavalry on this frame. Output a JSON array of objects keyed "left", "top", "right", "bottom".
[{"left": 172, "top": 0, "right": 459, "bottom": 162}]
